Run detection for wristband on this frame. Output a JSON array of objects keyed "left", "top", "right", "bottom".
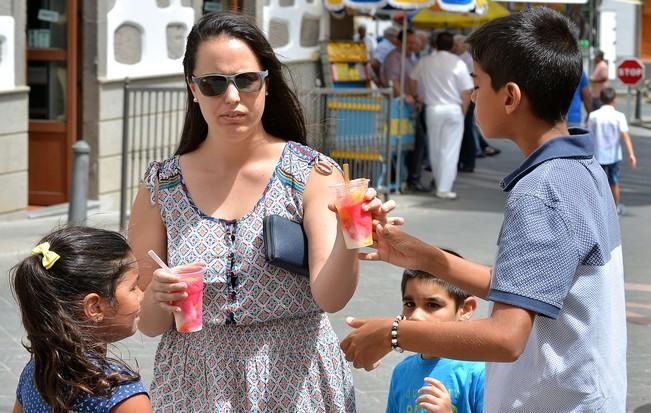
[{"left": 391, "top": 315, "right": 406, "bottom": 353}]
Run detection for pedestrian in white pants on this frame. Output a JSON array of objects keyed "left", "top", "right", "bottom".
[
  {"left": 408, "top": 31, "right": 473, "bottom": 200},
  {"left": 426, "top": 104, "right": 464, "bottom": 196}
]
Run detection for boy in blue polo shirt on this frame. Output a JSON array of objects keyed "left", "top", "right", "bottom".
[{"left": 341, "top": 7, "right": 627, "bottom": 412}]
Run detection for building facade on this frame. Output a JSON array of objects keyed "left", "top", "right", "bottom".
[{"left": 0, "top": 0, "right": 326, "bottom": 218}]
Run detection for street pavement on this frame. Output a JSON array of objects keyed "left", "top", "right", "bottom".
[{"left": 0, "top": 126, "right": 649, "bottom": 412}]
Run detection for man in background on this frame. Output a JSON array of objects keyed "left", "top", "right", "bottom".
[{"left": 354, "top": 24, "right": 377, "bottom": 60}]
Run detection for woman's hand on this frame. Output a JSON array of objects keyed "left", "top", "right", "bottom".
[
  {"left": 416, "top": 378, "right": 453, "bottom": 413},
  {"left": 147, "top": 268, "right": 188, "bottom": 313},
  {"left": 361, "top": 187, "right": 404, "bottom": 227}
]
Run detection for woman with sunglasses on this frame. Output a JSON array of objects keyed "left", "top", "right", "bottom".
[{"left": 128, "top": 11, "right": 396, "bottom": 412}]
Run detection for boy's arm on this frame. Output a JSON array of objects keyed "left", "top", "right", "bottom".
[
  {"left": 360, "top": 224, "right": 493, "bottom": 298},
  {"left": 621, "top": 131, "right": 637, "bottom": 168},
  {"left": 341, "top": 302, "right": 534, "bottom": 370}
]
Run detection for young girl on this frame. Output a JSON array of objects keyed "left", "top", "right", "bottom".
[{"left": 11, "top": 226, "right": 151, "bottom": 413}]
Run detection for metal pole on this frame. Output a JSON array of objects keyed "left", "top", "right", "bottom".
[
  {"left": 396, "top": 16, "right": 408, "bottom": 193},
  {"left": 68, "top": 140, "right": 90, "bottom": 225},
  {"left": 119, "top": 78, "right": 130, "bottom": 232},
  {"left": 634, "top": 87, "right": 642, "bottom": 121},
  {"left": 383, "top": 88, "right": 392, "bottom": 201},
  {"left": 626, "top": 86, "right": 632, "bottom": 122}
]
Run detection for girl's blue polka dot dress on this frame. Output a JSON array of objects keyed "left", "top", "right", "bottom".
[{"left": 16, "top": 359, "right": 148, "bottom": 412}]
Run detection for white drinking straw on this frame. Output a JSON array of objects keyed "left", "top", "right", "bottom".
[{"left": 147, "top": 249, "right": 172, "bottom": 272}]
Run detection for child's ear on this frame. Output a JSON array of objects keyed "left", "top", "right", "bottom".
[
  {"left": 83, "top": 293, "right": 105, "bottom": 323},
  {"left": 503, "top": 82, "right": 522, "bottom": 115},
  {"left": 458, "top": 296, "right": 478, "bottom": 321}
]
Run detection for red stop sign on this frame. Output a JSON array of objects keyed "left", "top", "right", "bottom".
[{"left": 616, "top": 58, "right": 645, "bottom": 86}]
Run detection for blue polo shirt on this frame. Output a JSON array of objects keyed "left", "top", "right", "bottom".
[{"left": 484, "top": 131, "right": 627, "bottom": 412}]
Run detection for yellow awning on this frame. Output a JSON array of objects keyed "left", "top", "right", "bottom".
[{"left": 412, "top": 0, "right": 509, "bottom": 29}]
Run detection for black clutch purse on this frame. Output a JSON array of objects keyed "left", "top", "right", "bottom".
[{"left": 263, "top": 214, "right": 309, "bottom": 277}]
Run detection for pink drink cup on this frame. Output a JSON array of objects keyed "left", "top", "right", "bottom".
[
  {"left": 331, "top": 178, "right": 373, "bottom": 249},
  {"left": 170, "top": 263, "right": 204, "bottom": 333}
]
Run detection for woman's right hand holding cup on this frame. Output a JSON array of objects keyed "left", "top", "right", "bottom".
[{"left": 150, "top": 268, "right": 187, "bottom": 313}]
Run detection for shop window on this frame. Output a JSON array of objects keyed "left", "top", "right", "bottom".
[
  {"left": 27, "top": 0, "right": 67, "bottom": 49},
  {"left": 203, "top": 0, "right": 227, "bottom": 13},
  {"left": 27, "top": 61, "right": 67, "bottom": 120}
]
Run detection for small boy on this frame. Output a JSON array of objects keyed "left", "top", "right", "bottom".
[
  {"left": 587, "top": 86, "right": 637, "bottom": 213},
  {"left": 386, "top": 265, "right": 484, "bottom": 413},
  {"left": 342, "top": 7, "right": 627, "bottom": 412}
]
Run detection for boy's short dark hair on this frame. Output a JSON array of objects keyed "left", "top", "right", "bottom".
[
  {"left": 600, "top": 87, "right": 616, "bottom": 105},
  {"left": 466, "top": 7, "right": 582, "bottom": 125},
  {"left": 436, "top": 31, "right": 454, "bottom": 51},
  {"left": 401, "top": 249, "right": 471, "bottom": 309}
]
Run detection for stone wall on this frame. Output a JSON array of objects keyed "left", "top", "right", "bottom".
[
  {"left": 93, "top": 0, "right": 323, "bottom": 212},
  {"left": 0, "top": 1, "right": 28, "bottom": 218},
  {"left": 94, "top": 0, "right": 199, "bottom": 209}
]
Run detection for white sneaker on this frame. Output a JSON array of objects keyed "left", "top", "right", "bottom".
[{"left": 435, "top": 191, "right": 458, "bottom": 200}]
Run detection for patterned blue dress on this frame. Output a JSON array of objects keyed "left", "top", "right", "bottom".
[
  {"left": 16, "top": 359, "right": 147, "bottom": 412},
  {"left": 143, "top": 141, "right": 355, "bottom": 412}
]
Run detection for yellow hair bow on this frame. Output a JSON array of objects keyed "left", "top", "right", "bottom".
[{"left": 31, "top": 242, "right": 61, "bottom": 270}]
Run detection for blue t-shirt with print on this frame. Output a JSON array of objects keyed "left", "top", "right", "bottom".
[
  {"left": 387, "top": 355, "right": 484, "bottom": 413},
  {"left": 16, "top": 359, "right": 148, "bottom": 412}
]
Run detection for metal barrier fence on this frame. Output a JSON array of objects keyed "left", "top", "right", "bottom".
[
  {"left": 119, "top": 84, "right": 414, "bottom": 231},
  {"left": 119, "top": 80, "right": 186, "bottom": 231},
  {"left": 302, "top": 88, "right": 414, "bottom": 197}
]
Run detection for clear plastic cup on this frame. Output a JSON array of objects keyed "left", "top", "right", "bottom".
[
  {"left": 331, "top": 178, "right": 373, "bottom": 249},
  {"left": 170, "top": 263, "right": 204, "bottom": 333}
]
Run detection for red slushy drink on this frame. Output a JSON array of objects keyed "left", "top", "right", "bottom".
[
  {"left": 331, "top": 178, "right": 373, "bottom": 249},
  {"left": 171, "top": 263, "right": 204, "bottom": 333}
]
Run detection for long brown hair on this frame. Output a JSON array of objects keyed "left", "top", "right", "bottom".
[
  {"left": 11, "top": 226, "right": 140, "bottom": 412},
  {"left": 176, "top": 11, "right": 307, "bottom": 155}
]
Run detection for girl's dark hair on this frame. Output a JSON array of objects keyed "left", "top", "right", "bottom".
[
  {"left": 176, "top": 11, "right": 307, "bottom": 155},
  {"left": 466, "top": 7, "right": 582, "bottom": 125},
  {"left": 10, "top": 226, "right": 139, "bottom": 413},
  {"left": 400, "top": 249, "right": 470, "bottom": 309}
]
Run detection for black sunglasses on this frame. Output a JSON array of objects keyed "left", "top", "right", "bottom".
[{"left": 191, "top": 70, "right": 269, "bottom": 97}]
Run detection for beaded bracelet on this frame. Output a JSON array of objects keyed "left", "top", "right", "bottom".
[{"left": 391, "top": 315, "right": 406, "bottom": 353}]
